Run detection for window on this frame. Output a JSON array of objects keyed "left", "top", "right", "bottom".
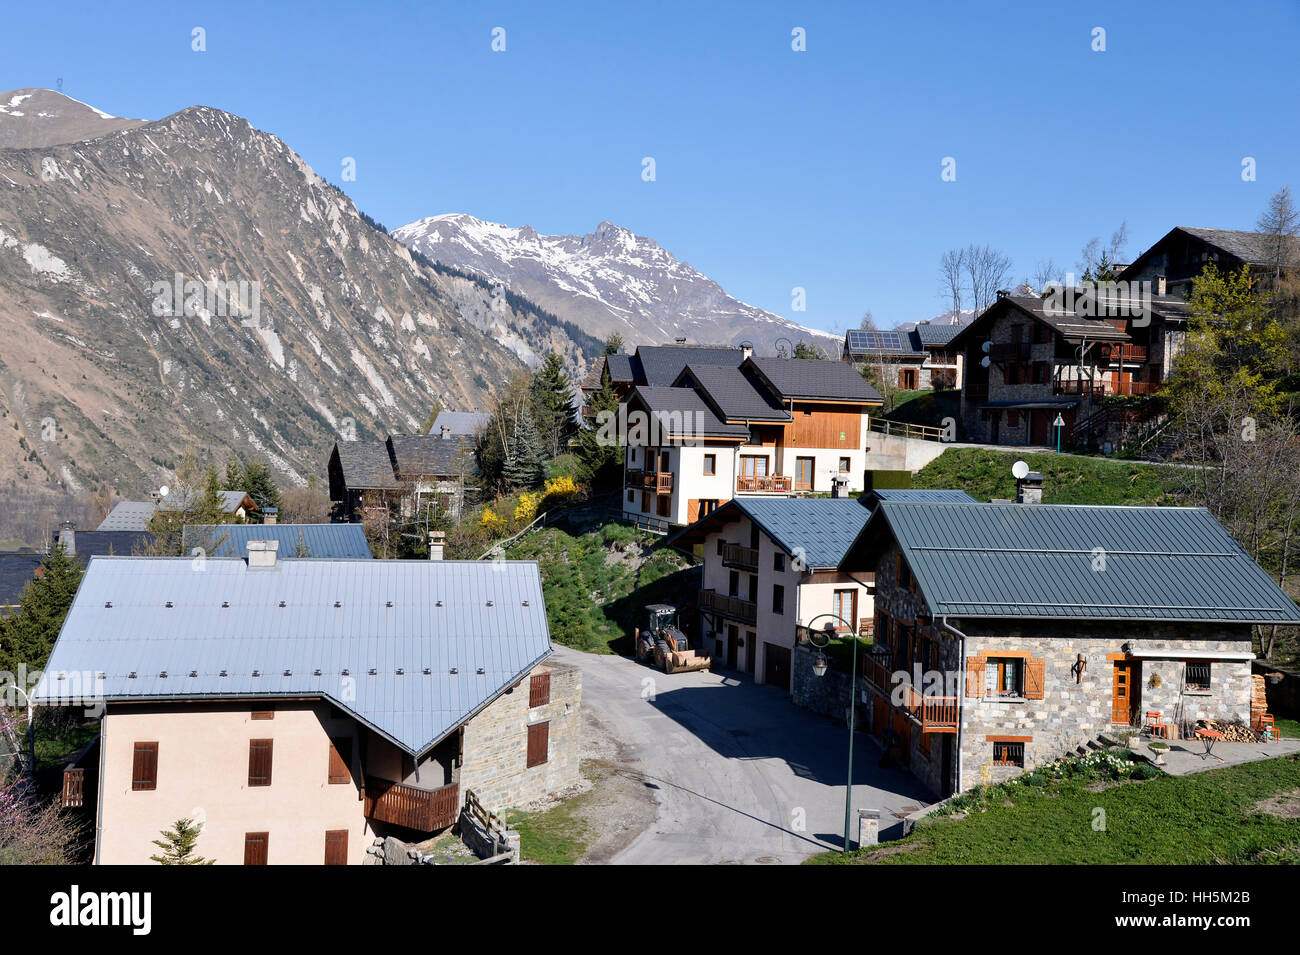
[
  {"left": 244, "top": 832, "right": 269, "bottom": 866},
  {"left": 324, "top": 830, "right": 348, "bottom": 866},
  {"left": 627, "top": 489, "right": 635, "bottom": 503},
  {"left": 772, "top": 584, "right": 785, "bottom": 615},
  {"left": 703, "top": 454, "right": 716, "bottom": 475},
  {"left": 716, "top": 539, "right": 725, "bottom": 557},
  {"left": 248, "top": 739, "right": 274, "bottom": 787},
  {"left": 1032, "top": 362, "right": 1049, "bottom": 384},
  {"left": 131, "top": 742, "right": 158, "bottom": 791},
  {"left": 1184, "top": 661, "right": 1211, "bottom": 692},
  {"left": 795, "top": 457, "right": 814, "bottom": 489},
  {"left": 773, "top": 552, "right": 785, "bottom": 573},
  {"left": 641, "top": 491, "right": 650, "bottom": 512},
  {"left": 740, "top": 455, "right": 769, "bottom": 477},
  {"left": 629, "top": 448, "right": 638, "bottom": 464},
  {"left": 530, "top": 671, "right": 551, "bottom": 707},
  {"left": 1010, "top": 324, "right": 1023, "bottom": 344},
  {"left": 251, "top": 709, "right": 274, "bottom": 720},
  {"left": 699, "top": 499, "right": 718, "bottom": 518},
  {"left": 896, "top": 553, "right": 914, "bottom": 591},
  {"left": 1007, "top": 410, "right": 1020, "bottom": 428},
  {"left": 992, "top": 740, "right": 1025, "bottom": 767},
  {"left": 833, "top": 589, "right": 857, "bottom": 631},
  {"left": 526, "top": 722, "right": 550, "bottom": 768},
  {"left": 327, "top": 738, "right": 352, "bottom": 785},
  {"left": 1032, "top": 324, "right": 1049, "bottom": 345},
  {"left": 838, "top": 457, "right": 851, "bottom": 472},
  {"left": 985, "top": 658, "right": 1024, "bottom": 698}
]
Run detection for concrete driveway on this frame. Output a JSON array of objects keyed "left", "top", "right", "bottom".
[{"left": 550, "top": 645, "right": 935, "bottom": 865}]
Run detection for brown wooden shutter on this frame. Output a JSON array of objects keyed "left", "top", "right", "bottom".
[
  {"left": 324, "top": 829, "right": 348, "bottom": 865},
  {"left": 248, "top": 739, "right": 273, "bottom": 787},
  {"left": 965, "top": 657, "right": 985, "bottom": 698},
  {"left": 251, "top": 709, "right": 274, "bottom": 720},
  {"left": 1025, "top": 658, "right": 1046, "bottom": 700},
  {"left": 526, "top": 722, "right": 549, "bottom": 768},
  {"left": 243, "top": 832, "right": 269, "bottom": 865},
  {"left": 687, "top": 499, "right": 700, "bottom": 523},
  {"left": 131, "top": 742, "right": 158, "bottom": 791},
  {"left": 327, "top": 737, "right": 352, "bottom": 785},
  {"left": 529, "top": 672, "right": 551, "bottom": 707}
]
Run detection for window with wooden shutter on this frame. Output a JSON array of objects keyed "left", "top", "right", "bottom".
[
  {"left": 244, "top": 832, "right": 269, "bottom": 865},
  {"left": 131, "top": 742, "right": 158, "bottom": 791},
  {"left": 526, "top": 721, "right": 549, "bottom": 768},
  {"left": 327, "top": 737, "right": 352, "bottom": 785},
  {"left": 248, "top": 739, "right": 273, "bottom": 787},
  {"left": 965, "top": 657, "right": 985, "bottom": 698},
  {"left": 324, "top": 829, "right": 348, "bottom": 866},
  {"left": 1025, "top": 658, "right": 1046, "bottom": 700},
  {"left": 530, "top": 671, "right": 551, "bottom": 707},
  {"left": 251, "top": 709, "right": 274, "bottom": 720}
]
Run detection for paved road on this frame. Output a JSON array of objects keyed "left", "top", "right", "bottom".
[{"left": 551, "top": 645, "right": 935, "bottom": 865}]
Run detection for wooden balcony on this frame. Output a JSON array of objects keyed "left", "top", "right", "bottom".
[
  {"left": 364, "top": 780, "right": 460, "bottom": 832},
  {"left": 61, "top": 768, "right": 85, "bottom": 809},
  {"left": 722, "top": 543, "right": 758, "bottom": 571},
  {"left": 1102, "top": 343, "right": 1149, "bottom": 365},
  {"left": 698, "top": 589, "right": 757, "bottom": 624},
  {"left": 627, "top": 469, "right": 673, "bottom": 492},
  {"left": 736, "top": 474, "right": 792, "bottom": 493},
  {"left": 900, "top": 685, "right": 959, "bottom": 734}
]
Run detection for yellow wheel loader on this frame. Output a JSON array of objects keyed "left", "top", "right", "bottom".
[{"left": 633, "top": 604, "right": 711, "bottom": 674}]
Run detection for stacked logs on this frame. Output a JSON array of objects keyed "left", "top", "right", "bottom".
[{"left": 1196, "top": 719, "right": 1261, "bottom": 742}]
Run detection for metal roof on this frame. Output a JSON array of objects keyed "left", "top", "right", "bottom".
[
  {"left": 182, "top": 524, "right": 372, "bottom": 559},
  {"left": 429, "top": 410, "right": 492, "bottom": 436},
  {"left": 675, "top": 363, "right": 790, "bottom": 422},
  {"left": 868, "top": 489, "right": 978, "bottom": 504},
  {"left": 33, "top": 557, "right": 553, "bottom": 756},
  {"left": 628, "top": 386, "right": 751, "bottom": 439},
  {"left": 672, "top": 497, "right": 872, "bottom": 569},
  {"left": 633, "top": 345, "right": 743, "bottom": 386},
  {"left": 842, "top": 501, "right": 1300, "bottom": 623}
]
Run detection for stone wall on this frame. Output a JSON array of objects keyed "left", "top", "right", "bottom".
[
  {"left": 457, "top": 661, "right": 582, "bottom": 813},
  {"left": 792, "top": 643, "right": 855, "bottom": 723}
]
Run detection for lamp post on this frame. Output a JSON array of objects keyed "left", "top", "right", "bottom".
[
  {"left": 799, "top": 612, "right": 858, "bottom": 852},
  {"left": 1053, "top": 413, "right": 1064, "bottom": 454}
]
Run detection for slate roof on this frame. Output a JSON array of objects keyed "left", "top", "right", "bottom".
[
  {"left": 746, "top": 357, "right": 884, "bottom": 403},
  {"left": 32, "top": 557, "right": 553, "bottom": 756},
  {"left": 0, "top": 552, "right": 43, "bottom": 609},
  {"left": 56, "top": 529, "right": 153, "bottom": 558},
  {"left": 672, "top": 497, "right": 872, "bottom": 570},
  {"left": 429, "top": 411, "right": 491, "bottom": 437},
  {"left": 97, "top": 501, "right": 159, "bottom": 531},
  {"left": 632, "top": 345, "right": 744, "bottom": 386},
  {"left": 675, "top": 364, "right": 790, "bottom": 422},
  {"left": 1178, "top": 227, "right": 1300, "bottom": 266},
  {"left": 389, "top": 434, "right": 477, "bottom": 479},
  {"left": 335, "top": 441, "right": 401, "bottom": 490},
  {"left": 913, "top": 322, "right": 967, "bottom": 347},
  {"left": 842, "top": 501, "right": 1300, "bottom": 623},
  {"left": 182, "top": 524, "right": 372, "bottom": 559},
  {"left": 628, "top": 387, "right": 750, "bottom": 439}
]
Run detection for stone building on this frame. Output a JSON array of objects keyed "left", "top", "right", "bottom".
[
  {"left": 35, "top": 550, "right": 581, "bottom": 864},
  {"left": 831, "top": 489, "right": 1299, "bottom": 796}
]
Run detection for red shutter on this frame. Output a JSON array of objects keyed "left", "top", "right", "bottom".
[
  {"left": 248, "top": 739, "right": 273, "bottom": 787},
  {"left": 965, "top": 657, "right": 985, "bottom": 698},
  {"left": 243, "top": 832, "right": 269, "bottom": 865},
  {"left": 529, "top": 672, "right": 551, "bottom": 707},
  {"left": 526, "top": 722, "right": 549, "bottom": 768},
  {"left": 324, "top": 829, "right": 348, "bottom": 866},
  {"left": 327, "top": 737, "right": 352, "bottom": 785},
  {"left": 1025, "top": 658, "right": 1046, "bottom": 700},
  {"left": 132, "top": 742, "right": 158, "bottom": 791}
]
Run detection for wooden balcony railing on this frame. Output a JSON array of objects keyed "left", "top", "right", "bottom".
[
  {"left": 364, "top": 780, "right": 460, "bottom": 832},
  {"left": 625, "top": 469, "right": 674, "bottom": 492},
  {"left": 722, "top": 543, "right": 759, "bottom": 571},
  {"left": 900, "top": 685, "right": 959, "bottom": 734},
  {"left": 697, "top": 589, "right": 757, "bottom": 624},
  {"left": 1102, "top": 344, "right": 1149, "bottom": 364},
  {"left": 62, "top": 768, "right": 85, "bottom": 809},
  {"left": 736, "top": 474, "right": 793, "bottom": 493}
]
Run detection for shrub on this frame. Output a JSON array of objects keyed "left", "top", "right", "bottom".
[
  {"left": 1130, "top": 763, "right": 1162, "bottom": 781},
  {"left": 514, "top": 492, "right": 541, "bottom": 525},
  {"left": 479, "top": 508, "right": 505, "bottom": 532}
]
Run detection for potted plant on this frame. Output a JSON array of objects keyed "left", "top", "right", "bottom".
[{"left": 1147, "top": 740, "right": 1170, "bottom": 766}]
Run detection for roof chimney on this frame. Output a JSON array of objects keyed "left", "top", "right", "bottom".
[
  {"left": 247, "top": 539, "right": 279, "bottom": 568},
  {"left": 741, "top": 344, "right": 753, "bottom": 361},
  {"left": 1016, "top": 471, "right": 1044, "bottom": 505},
  {"left": 440, "top": 425, "right": 452, "bottom": 440},
  {"left": 1155, "top": 275, "right": 1167, "bottom": 296},
  {"left": 58, "top": 520, "right": 75, "bottom": 557},
  {"left": 263, "top": 507, "right": 278, "bottom": 525},
  {"left": 831, "top": 476, "right": 849, "bottom": 499},
  {"left": 675, "top": 336, "right": 687, "bottom": 345},
  {"left": 429, "top": 530, "right": 446, "bottom": 561}
]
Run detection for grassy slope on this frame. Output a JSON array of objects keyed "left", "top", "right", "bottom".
[
  {"left": 913, "top": 447, "right": 1186, "bottom": 506},
  {"left": 809, "top": 755, "right": 1300, "bottom": 865},
  {"left": 883, "top": 389, "right": 960, "bottom": 428},
  {"left": 504, "top": 518, "right": 697, "bottom": 654}
]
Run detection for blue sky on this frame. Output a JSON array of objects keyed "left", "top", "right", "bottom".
[{"left": 3, "top": 0, "right": 1298, "bottom": 333}]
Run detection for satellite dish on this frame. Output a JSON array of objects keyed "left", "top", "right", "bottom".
[
  {"left": 981, "top": 341, "right": 992, "bottom": 353},
  {"left": 1011, "top": 460, "right": 1030, "bottom": 480},
  {"left": 980, "top": 356, "right": 991, "bottom": 368},
  {"left": 159, "top": 485, "right": 170, "bottom": 497}
]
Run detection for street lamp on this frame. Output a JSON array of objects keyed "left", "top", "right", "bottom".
[{"left": 799, "top": 612, "right": 858, "bottom": 853}]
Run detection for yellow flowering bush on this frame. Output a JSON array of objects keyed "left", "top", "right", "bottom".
[{"left": 514, "top": 492, "right": 541, "bottom": 524}]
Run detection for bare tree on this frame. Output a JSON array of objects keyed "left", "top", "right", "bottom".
[
  {"left": 1257, "top": 185, "right": 1299, "bottom": 281},
  {"left": 938, "top": 248, "right": 965, "bottom": 317},
  {"left": 964, "top": 243, "right": 1014, "bottom": 314},
  {"left": 859, "top": 310, "right": 877, "bottom": 331},
  {"left": 1032, "top": 259, "right": 1060, "bottom": 293},
  {"left": 1077, "top": 221, "right": 1129, "bottom": 280}
]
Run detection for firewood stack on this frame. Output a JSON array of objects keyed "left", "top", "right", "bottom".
[
  {"left": 1196, "top": 719, "right": 1261, "bottom": 742},
  {"left": 1251, "top": 675, "right": 1269, "bottom": 730}
]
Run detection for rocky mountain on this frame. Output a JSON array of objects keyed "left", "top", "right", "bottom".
[
  {"left": 393, "top": 214, "right": 840, "bottom": 355},
  {"left": 0, "top": 88, "right": 146, "bottom": 149},
  {"left": 0, "top": 90, "right": 599, "bottom": 518}
]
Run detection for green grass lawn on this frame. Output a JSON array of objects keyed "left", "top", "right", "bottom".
[
  {"left": 1276, "top": 718, "right": 1300, "bottom": 739},
  {"left": 914, "top": 447, "right": 1186, "bottom": 506},
  {"left": 808, "top": 754, "right": 1300, "bottom": 865},
  {"left": 505, "top": 519, "right": 697, "bottom": 654},
  {"left": 883, "top": 389, "right": 960, "bottom": 428}
]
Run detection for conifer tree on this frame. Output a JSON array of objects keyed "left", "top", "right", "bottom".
[
  {"left": 149, "top": 818, "right": 214, "bottom": 865},
  {"left": 0, "top": 543, "right": 83, "bottom": 673},
  {"left": 577, "top": 368, "right": 622, "bottom": 490},
  {"left": 503, "top": 403, "right": 545, "bottom": 490},
  {"left": 530, "top": 353, "right": 574, "bottom": 458}
]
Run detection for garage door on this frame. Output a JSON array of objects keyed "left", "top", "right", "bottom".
[{"left": 764, "top": 643, "right": 792, "bottom": 690}]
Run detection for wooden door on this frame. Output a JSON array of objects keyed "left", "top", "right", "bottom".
[
  {"left": 726, "top": 625, "right": 739, "bottom": 668},
  {"left": 795, "top": 457, "right": 814, "bottom": 489},
  {"left": 1030, "top": 410, "right": 1049, "bottom": 445},
  {"left": 243, "top": 832, "right": 269, "bottom": 866},
  {"left": 1111, "top": 661, "right": 1139, "bottom": 725},
  {"left": 764, "top": 643, "right": 792, "bottom": 690},
  {"left": 324, "top": 829, "right": 348, "bottom": 866}
]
